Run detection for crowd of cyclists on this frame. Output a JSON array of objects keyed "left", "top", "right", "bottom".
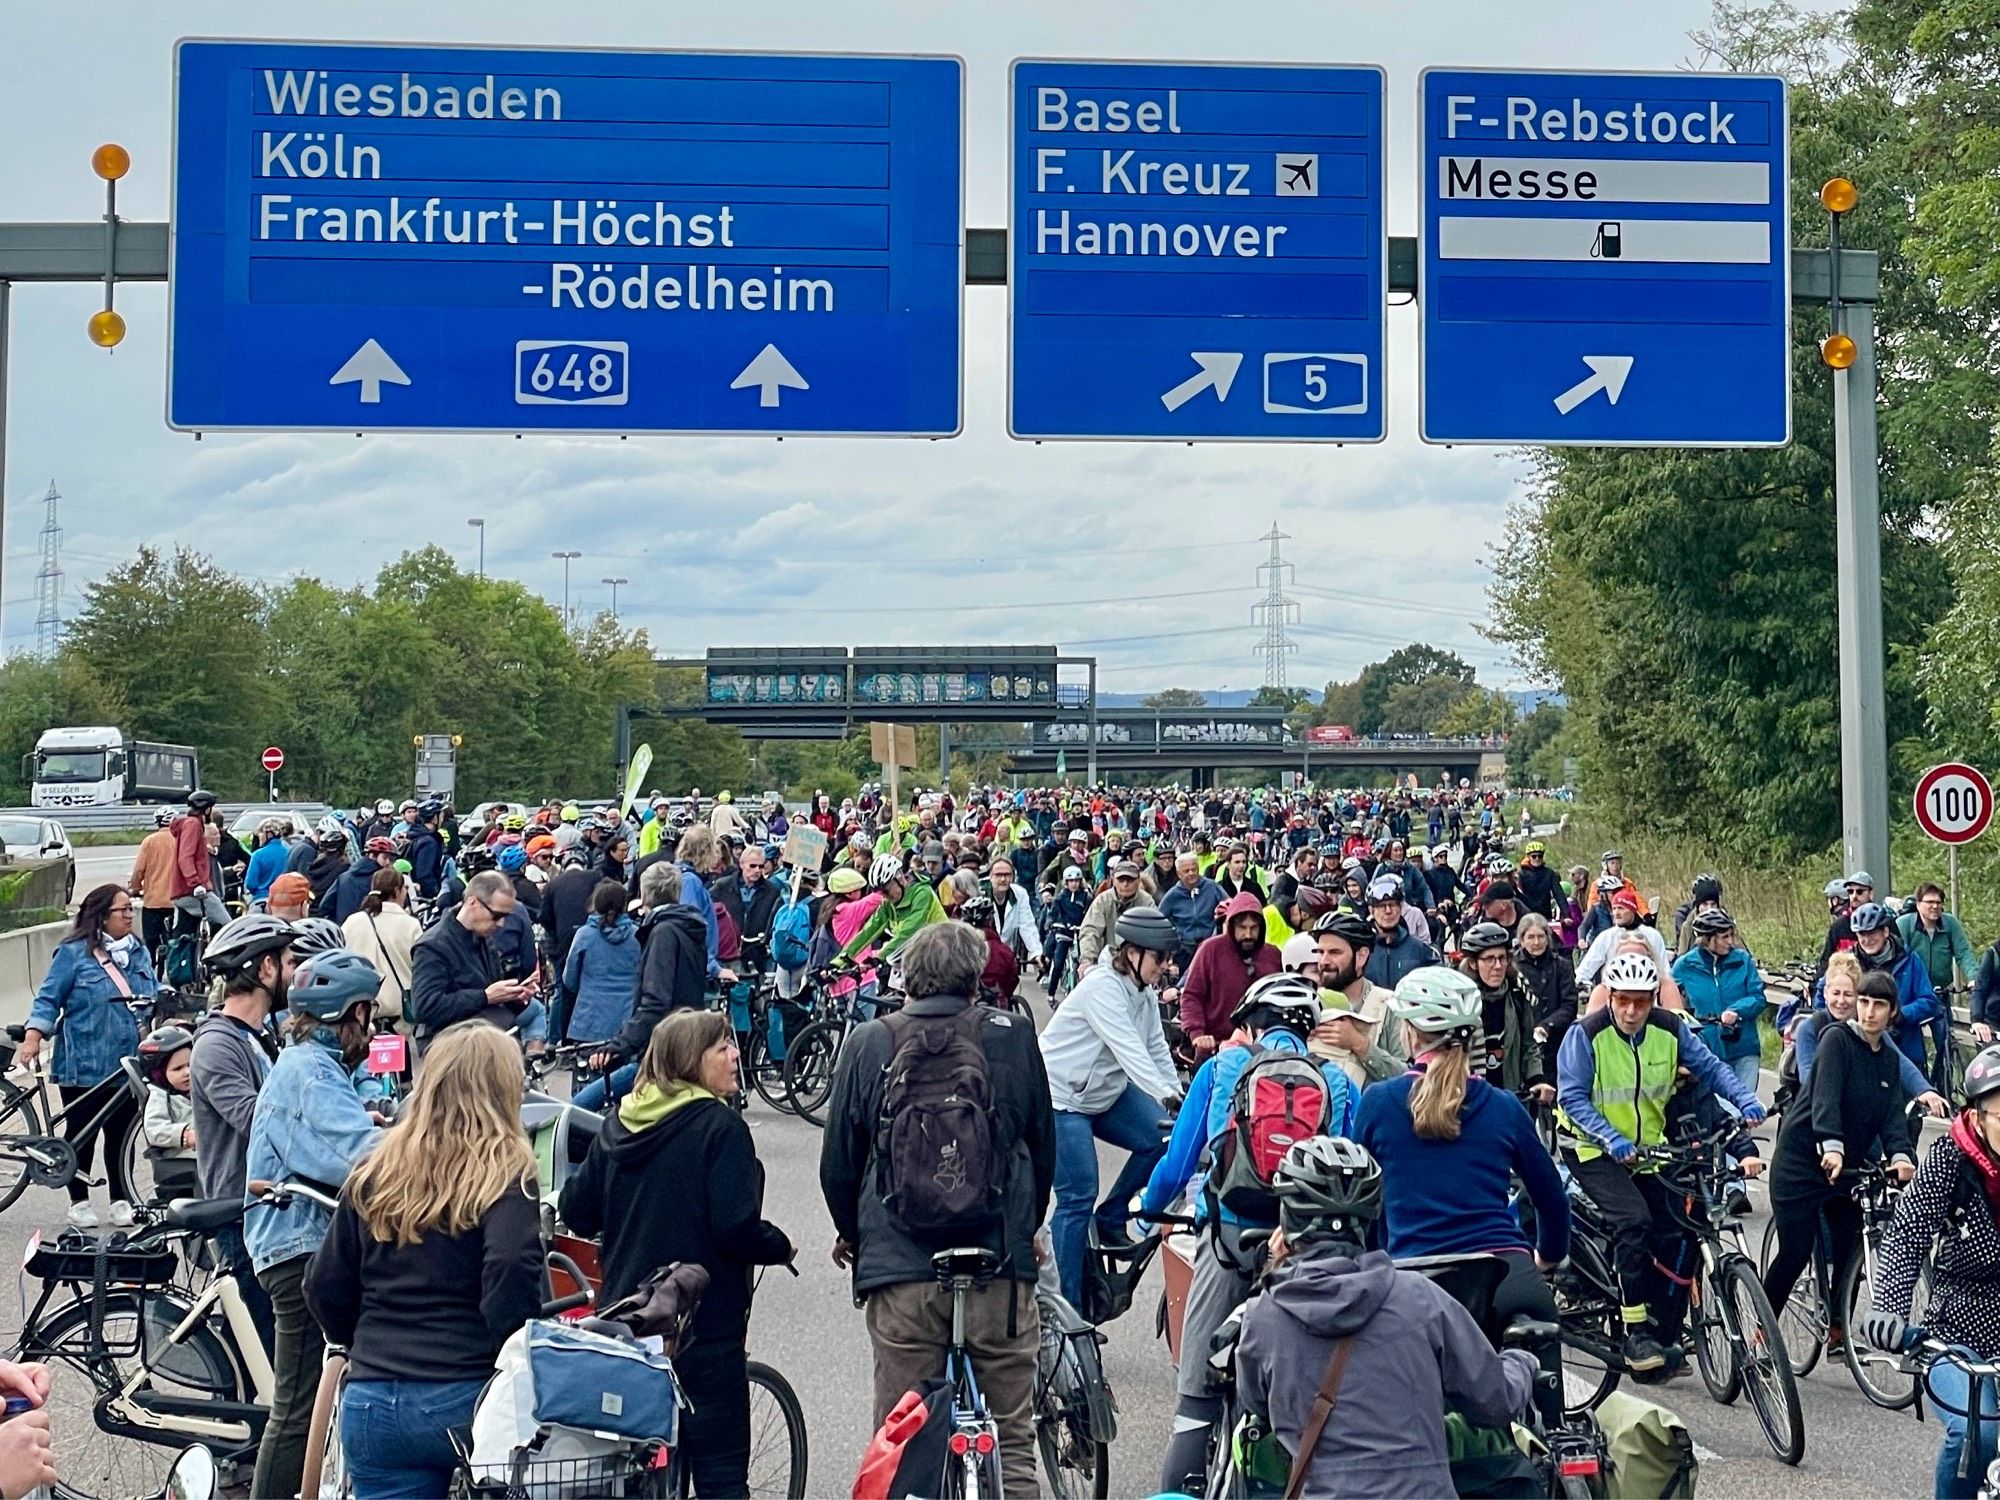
[{"left": 8, "top": 776, "right": 2000, "bottom": 1497}]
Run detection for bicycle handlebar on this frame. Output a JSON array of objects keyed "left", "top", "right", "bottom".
[{"left": 248, "top": 1178, "right": 339, "bottom": 1213}]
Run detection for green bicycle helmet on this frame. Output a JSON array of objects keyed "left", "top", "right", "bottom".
[{"left": 1388, "top": 965, "right": 1483, "bottom": 1034}]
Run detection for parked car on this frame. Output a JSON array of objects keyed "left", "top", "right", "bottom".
[
  {"left": 227, "top": 806, "right": 320, "bottom": 844},
  {"left": 0, "top": 814, "right": 76, "bottom": 904}
]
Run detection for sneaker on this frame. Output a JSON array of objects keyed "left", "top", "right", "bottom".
[
  {"left": 1727, "top": 1186, "right": 1753, "bottom": 1217},
  {"left": 1825, "top": 1325, "right": 1848, "bottom": 1360},
  {"left": 65, "top": 1201, "right": 99, "bottom": 1231},
  {"left": 1624, "top": 1330, "right": 1668, "bottom": 1373},
  {"left": 107, "top": 1200, "right": 135, "bottom": 1229}
]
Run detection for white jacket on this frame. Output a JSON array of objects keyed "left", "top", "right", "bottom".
[
  {"left": 342, "top": 902, "right": 423, "bottom": 1019},
  {"left": 996, "top": 886, "right": 1043, "bottom": 963},
  {"left": 1575, "top": 920, "right": 1670, "bottom": 989},
  {"left": 1038, "top": 956, "right": 1179, "bottom": 1113}
]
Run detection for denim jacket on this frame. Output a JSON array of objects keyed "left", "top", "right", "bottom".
[
  {"left": 26, "top": 937, "right": 157, "bottom": 1087},
  {"left": 243, "top": 1034, "right": 379, "bottom": 1274}
]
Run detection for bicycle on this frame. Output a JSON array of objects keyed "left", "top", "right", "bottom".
[
  {"left": 1907, "top": 1337, "right": 2000, "bottom": 1499},
  {"left": 0, "top": 990, "right": 204, "bottom": 1214},
  {"left": 717, "top": 972, "right": 804, "bottom": 1114},
  {"left": 1033, "top": 1278, "right": 1115, "bottom": 1500},
  {"left": 11, "top": 1194, "right": 275, "bottom": 1500},
  {"left": 931, "top": 1247, "right": 1005, "bottom": 1499},
  {"left": 782, "top": 959, "right": 900, "bottom": 1128},
  {"left": 1555, "top": 1109, "right": 1805, "bottom": 1463},
  {"left": 1760, "top": 1155, "right": 1924, "bottom": 1408}
]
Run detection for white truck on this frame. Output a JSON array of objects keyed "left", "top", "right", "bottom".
[{"left": 23, "top": 726, "right": 201, "bottom": 809}]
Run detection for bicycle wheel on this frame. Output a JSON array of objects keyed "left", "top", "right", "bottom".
[
  {"left": 109, "top": 1104, "right": 167, "bottom": 1212},
  {"left": 1691, "top": 1260, "right": 1741, "bottom": 1405},
  {"left": 0, "top": 1081, "right": 47, "bottom": 1212},
  {"left": 746, "top": 1029, "right": 794, "bottom": 1115},
  {"left": 1553, "top": 1238, "right": 1622, "bottom": 1415},
  {"left": 1837, "top": 1240, "right": 1919, "bottom": 1409},
  {"left": 745, "top": 1360, "right": 807, "bottom": 1500},
  {"left": 20, "top": 1287, "right": 249, "bottom": 1500},
  {"left": 1720, "top": 1256, "right": 1805, "bottom": 1465},
  {"left": 1758, "top": 1217, "right": 1823, "bottom": 1377},
  {"left": 781, "top": 1022, "right": 843, "bottom": 1128}
]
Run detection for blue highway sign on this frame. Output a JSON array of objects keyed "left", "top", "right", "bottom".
[
  {"left": 1009, "top": 59, "right": 1385, "bottom": 442},
  {"left": 170, "top": 41, "right": 963, "bottom": 435},
  {"left": 1420, "top": 68, "right": 1789, "bottom": 446}
]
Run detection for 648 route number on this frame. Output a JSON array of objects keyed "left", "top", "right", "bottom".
[{"left": 514, "top": 340, "right": 629, "bottom": 407}]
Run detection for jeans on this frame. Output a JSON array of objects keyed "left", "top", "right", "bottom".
[
  {"left": 253, "top": 1255, "right": 321, "bottom": 1500},
  {"left": 572, "top": 1061, "right": 637, "bottom": 1114},
  {"left": 1050, "top": 1084, "right": 1169, "bottom": 1308},
  {"left": 515, "top": 997, "right": 548, "bottom": 1046},
  {"left": 211, "top": 1224, "right": 274, "bottom": 1355},
  {"left": 341, "top": 1377, "right": 486, "bottom": 1500},
  {"left": 1725, "top": 1051, "right": 1762, "bottom": 1095},
  {"left": 1929, "top": 1357, "right": 2000, "bottom": 1499},
  {"left": 173, "top": 891, "right": 230, "bottom": 929}
]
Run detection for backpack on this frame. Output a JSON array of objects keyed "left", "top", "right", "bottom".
[
  {"left": 874, "top": 1006, "right": 1000, "bottom": 1241},
  {"left": 1204, "top": 1049, "right": 1337, "bottom": 1224},
  {"left": 852, "top": 1379, "right": 953, "bottom": 1500},
  {"left": 771, "top": 898, "right": 812, "bottom": 970},
  {"left": 159, "top": 932, "right": 201, "bottom": 989}
]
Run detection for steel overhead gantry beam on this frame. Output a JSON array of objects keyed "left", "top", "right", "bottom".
[{"left": 2, "top": 222, "right": 1882, "bottom": 869}]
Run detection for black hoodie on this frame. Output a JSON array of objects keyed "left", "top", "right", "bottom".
[
  {"left": 559, "top": 1090, "right": 790, "bottom": 1344},
  {"left": 611, "top": 904, "right": 708, "bottom": 1060}
]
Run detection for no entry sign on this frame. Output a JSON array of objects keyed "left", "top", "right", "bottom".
[
  {"left": 261, "top": 745, "right": 286, "bottom": 774},
  {"left": 1914, "top": 762, "right": 1993, "bottom": 845}
]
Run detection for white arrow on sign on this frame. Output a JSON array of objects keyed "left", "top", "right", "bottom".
[
  {"left": 1552, "top": 355, "right": 1635, "bottom": 415},
  {"left": 328, "top": 339, "right": 411, "bottom": 404},
  {"left": 1160, "top": 351, "right": 1244, "bottom": 412},
  {"left": 730, "top": 344, "right": 809, "bottom": 408}
]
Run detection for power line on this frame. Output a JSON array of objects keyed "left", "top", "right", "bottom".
[
  {"left": 1251, "top": 521, "right": 1299, "bottom": 690},
  {"left": 34, "top": 482, "right": 62, "bottom": 657}
]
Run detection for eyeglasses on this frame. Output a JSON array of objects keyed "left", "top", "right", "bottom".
[{"left": 107, "top": 904, "right": 134, "bottom": 916}]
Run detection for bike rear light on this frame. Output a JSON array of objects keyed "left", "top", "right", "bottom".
[
  {"left": 1559, "top": 1458, "right": 1601, "bottom": 1477},
  {"left": 948, "top": 1434, "right": 970, "bottom": 1456},
  {"left": 973, "top": 1432, "right": 997, "bottom": 1455}
]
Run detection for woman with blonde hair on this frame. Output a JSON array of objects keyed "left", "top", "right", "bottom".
[
  {"left": 1353, "top": 966, "right": 1569, "bottom": 1374},
  {"left": 305, "top": 1023, "right": 546, "bottom": 1500},
  {"left": 562, "top": 1008, "right": 792, "bottom": 1499}
]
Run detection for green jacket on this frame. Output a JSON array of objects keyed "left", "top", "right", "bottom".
[
  {"left": 1556, "top": 1008, "right": 1682, "bottom": 1167},
  {"left": 1897, "top": 910, "right": 1976, "bottom": 996},
  {"left": 836, "top": 879, "right": 946, "bottom": 961}
]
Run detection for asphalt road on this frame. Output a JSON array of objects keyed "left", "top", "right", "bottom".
[
  {"left": 74, "top": 843, "right": 144, "bottom": 893},
  {"left": 0, "top": 892, "right": 1952, "bottom": 1498}
]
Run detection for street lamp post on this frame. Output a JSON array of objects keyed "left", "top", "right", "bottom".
[
  {"left": 602, "top": 576, "right": 629, "bottom": 620},
  {"left": 467, "top": 517, "right": 485, "bottom": 579},
  {"left": 551, "top": 549, "right": 581, "bottom": 623}
]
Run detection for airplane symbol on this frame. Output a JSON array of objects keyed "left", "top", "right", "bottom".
[{"left": 1275, "top": 153, "right": 1318, "bottom": 197}]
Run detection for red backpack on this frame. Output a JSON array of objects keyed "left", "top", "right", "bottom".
[
  {"left": 1203, "top": 1049, "right": 1336, "bottom": 1223},
  {"left": 853, "top": 1379, "right": 953, "bottom": 1500}
]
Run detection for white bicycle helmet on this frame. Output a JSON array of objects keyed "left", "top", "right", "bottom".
[
  {"left": 1230, "top": 973, "right": 1322, "bottom": 1037},
  {"left": 1388, "top": 965, "right": 1483, "bottom": 1033},
  {"left": 1602, "top": 951, "right": 1661, "bottom": 992},
  {"left": 868, "top": 855, "right": 907, "bottom": 891}
]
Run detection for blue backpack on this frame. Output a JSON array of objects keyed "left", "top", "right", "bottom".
[{"left": 771, "top": 897, "right": 813, "bottom": 970}]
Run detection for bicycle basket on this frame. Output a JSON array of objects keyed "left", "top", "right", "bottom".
[
  {"left": 26, "top": 1234, "right": 177, "bottom": 1289},
  {"left": 453, "top": 1445, "right": 667, "bottom": 1500}
]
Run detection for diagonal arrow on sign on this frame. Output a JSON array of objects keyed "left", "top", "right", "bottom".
[
  {"left": 1552, "top": 355, "right": 1634, "bottom": 415},
  {"left": 1160, "top": 352, "right": 1244, "bottom": 412}
]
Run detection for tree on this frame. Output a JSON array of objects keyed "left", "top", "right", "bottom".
[
  {"left": 1379, "top": 675, "right": 1475, "bottom": 734},
  {"left": 1142, "top": 688, "right": 1208, "bottom": 708},
  {"left": 1248, "top": 685, "right": 1312, "bottom": 710},
  {"left": 1437, "top": 687, "right": 1518, "bottom": 738}
]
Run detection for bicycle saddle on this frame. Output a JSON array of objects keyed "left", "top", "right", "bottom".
[
  {"left": 164, "top": 1197, "right": 246, "bottom": 1233},
  {"left": 931, "top": 1247, "right": 1002, "bottom": 1283}
]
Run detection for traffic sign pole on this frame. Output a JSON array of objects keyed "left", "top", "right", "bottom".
[{"left": 1836, "top": 300, "right": 1890, "bottom": 896}]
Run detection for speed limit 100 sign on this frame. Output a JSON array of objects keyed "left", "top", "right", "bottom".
[{"left": 1914, "top": 762, "right": 1994, "bottom": 845}]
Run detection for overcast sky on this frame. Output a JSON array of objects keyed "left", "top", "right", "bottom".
[{"left": 0, "top": 1, "right": 1803, "bottom": 689}]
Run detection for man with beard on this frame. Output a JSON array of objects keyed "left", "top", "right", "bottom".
[
  {"left": 1308, "top": 911, "right": 1405, "bottom": 1089},
  {"left": 1178, "top": 893, "right": 1280, "bottom": 1056}
]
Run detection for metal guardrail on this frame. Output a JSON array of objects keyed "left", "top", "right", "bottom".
[{"left": 0, "top": 802, "right": 332, "bottom": 835}]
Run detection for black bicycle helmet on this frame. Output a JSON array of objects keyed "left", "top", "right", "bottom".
[
  {"left": 204, "top": 912, "right": 298, "bottom": 977},
  {"left": 1311, "top": 910, "right": 1374, "bottom": 948},
  {"left": 1112, "top": 905, "right": 1177, "bottom": 955},
  {"left": 1964, "top": 1044, "right": 2000, "bottom": 1107},
  {"left": 1229, "top": 973, "right": 1322, "bottom": 1039},
  {"left": 1460, "top": 921, "right": 1512, "bottom": 955},
  {"left": 186, "top": 788, "right": 217, "bottom": 813},
  {"left": 289, "top": 917, "right": 347, "bottom": 957},
  {"left": 1688, "top": 906, "right": 1736, "bottom": 939},
  {"left": 958, "top": 894, "right": 996, "bottom": 927},
  {"left": 137, "top": 1025, "right": 195, "bottom": 1088},
  {"left": 1272, "top": 1137, "right": 1383, "bottom": 1250},
  {"left": 1690, "top": 872, "right": 1724, "bottom": 905}
]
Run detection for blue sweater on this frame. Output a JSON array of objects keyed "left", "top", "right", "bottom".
[
  {"left": 1353, "top": 1072, "right": 1570, "bottom": 1265},
  {"left": 1139, "top": 1031, "right": 1356, "bottom": 1227},
  {"left": 562, "top": 913, "right": 642, "bottom": 1044}
]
